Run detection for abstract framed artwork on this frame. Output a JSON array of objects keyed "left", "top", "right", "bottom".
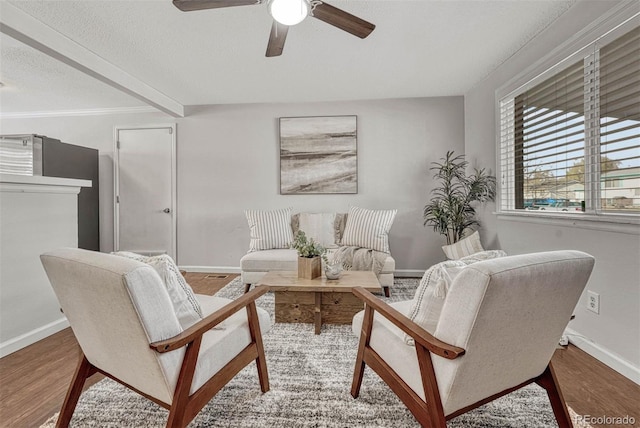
[{"left": 279, "top": 115, "right": 357, "bottom": 194}]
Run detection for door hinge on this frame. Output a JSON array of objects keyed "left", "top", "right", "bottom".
[
  {"left": 117, "top": 140, "right": 120, "bottom": 149},
  {"left": 169, "top": 128, "right": 173, "bottom": 135},
  {"left": 116, "top": 195, "right": 120, "bottom": 203}
]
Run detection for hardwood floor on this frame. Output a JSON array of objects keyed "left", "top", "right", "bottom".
[
  {"left": 182, "top": 272, "right": 239, "bottom": 296},
  {"left": 553, "top": 344, "right": 640, "bottom": 427},
  {"left": 1, "top": 272, "right": 638, "bottom": 428}
]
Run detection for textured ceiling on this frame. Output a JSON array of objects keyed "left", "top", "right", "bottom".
[
  {"left": 1, "top": 0, "right": 576, "bottom": 113},
  {"left": 0, "top": 33, "right": 147, "bottom": 114}
]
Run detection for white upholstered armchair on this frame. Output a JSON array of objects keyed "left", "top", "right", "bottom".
[
  {"left": 351, "top": 250, "right": 595, "bottom": 427},
  {"left": 41, "top": 248, "right": 271, "bottom": 428}
]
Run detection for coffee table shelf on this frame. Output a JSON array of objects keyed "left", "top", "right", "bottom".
[{"left": 257, "top": 270, "right": 382, "bottom": 334}]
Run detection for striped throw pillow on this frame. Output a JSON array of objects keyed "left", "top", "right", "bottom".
[
  {"left": 341, "top": 206, "right": 397, "bottom": 253},
  {"left": 441, "top": 230, "right": 484, "bottom": 260},
  {"left": 245, "top": 207, "right": 294, "bottom": 252}
]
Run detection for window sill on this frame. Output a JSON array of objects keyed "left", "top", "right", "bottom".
[{"left": 494, "top": 211, "right": 640, "bottom": 235}]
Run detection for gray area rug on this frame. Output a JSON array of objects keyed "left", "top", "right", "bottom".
[{"left": 43, "top": 277, "right": 589, "bottom": 428}]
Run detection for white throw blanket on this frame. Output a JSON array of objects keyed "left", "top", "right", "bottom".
[
  {"left": 405, "top": 249, "right": 508, "bottom": 345},
  {"left": 418, "top": 249, "right": 509, "bottom": 299},
  {"left": 333, "top": 246, "right": 388, "bottom": 275}
]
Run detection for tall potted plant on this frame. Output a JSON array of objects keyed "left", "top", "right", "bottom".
[{"left": 423, "top": 151, "right": 496, "bottom": 244}]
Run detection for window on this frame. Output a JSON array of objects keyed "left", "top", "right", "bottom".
[
  {"left": 604, "top": 179, "right": 623, "bottom": 188},
  {"left": 499, "top": 25, "right": 639, "bottom": 216}
]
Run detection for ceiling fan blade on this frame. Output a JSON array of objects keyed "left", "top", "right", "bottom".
[
  {"left": 173, "top": 0, "right": 259, "bottom": 12},
  {"left": 266, "top": 21, "right": 289, "bottom": 57},
  {"left": 311, "top": 1, "right": 375, "bottom": 39}
]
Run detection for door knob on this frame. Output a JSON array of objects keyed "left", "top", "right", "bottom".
[{"left": 163, "top": 208, "right": 171, "bottom": 214}]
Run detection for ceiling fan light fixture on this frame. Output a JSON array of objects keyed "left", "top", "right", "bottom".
[{"left": 268, "top": 0, "right": 310, "bottom": 26}]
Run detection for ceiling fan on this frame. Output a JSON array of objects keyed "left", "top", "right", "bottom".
[{"left": 172, "top": 0, "right": 375, "bottom": 57}]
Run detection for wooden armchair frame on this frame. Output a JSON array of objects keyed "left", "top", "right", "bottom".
[
  {"left": 57, "top": 286, "right": 270, "bottom": 428},
  {"left": 350, "top": 287, "right": 573, "bottom": 428}
]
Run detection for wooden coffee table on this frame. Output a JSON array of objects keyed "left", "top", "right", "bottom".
[{"left": 257, "top": 270, "right": 382, "bottom": 334}]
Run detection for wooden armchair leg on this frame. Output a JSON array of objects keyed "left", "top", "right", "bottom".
[
  {"left": 350, "top": 352, "right": 366, "bottom": 399},
  {"left": 244, "top": 283, "right": 252, "bottom": 293},
  {"left": 247, "top": 301, "right": 270, "bottom": 393},
  {"left": 415, "top": 345, "right": 447, "bottom": 427},
  {"left": 535, "top": 363, "right": 572, "bottom": 428},
  {"left": 383, "top": 286, "right": 390, "bottom": 298},
  {"left": 56, "top": 353, "right": 94, "bottom": 428},
  {"left": 166, "top": 337, "right": 202, "bottom": 428},
  {"left": 351, "top": 305, "right": 374, "bottom": 398}
]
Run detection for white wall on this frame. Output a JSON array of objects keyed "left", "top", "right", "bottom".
[
  {"left": 1, "top": 96, "right": 464, "bottom": 273},
  {"left": 0, "top": 176, "right": 88, "bottom": 356},
  {"left": 465, "top": 0, "right": 640, "bottom": 382}
]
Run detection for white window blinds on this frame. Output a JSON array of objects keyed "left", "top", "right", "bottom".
[
  {"left": 598, "top": 26, "right": 640, "bottom": 211},
  {"left": 514, "top": 60, "right": 585, "bottom": 209},
  {"left": 499, "top": 24, "right": 640, "bottom": 216}
]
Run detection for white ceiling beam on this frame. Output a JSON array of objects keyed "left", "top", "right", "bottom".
[{"left": 0, "top": 2, "right": 184, "bottom": 118}]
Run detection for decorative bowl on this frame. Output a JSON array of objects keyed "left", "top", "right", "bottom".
[{"left": 324, "top": 263, "right": 343, "bottom": 280}]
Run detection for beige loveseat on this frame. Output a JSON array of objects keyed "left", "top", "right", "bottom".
[{"left": 240, "top": 210, "right": 395, "bottom": 296}]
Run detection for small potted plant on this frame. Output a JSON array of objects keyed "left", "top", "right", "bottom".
[{"left": 291, "top": 230, "right": 326, "bottom": 279}]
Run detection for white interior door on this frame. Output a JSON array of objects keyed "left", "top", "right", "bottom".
[{"left": 115, "top": 125, "right": 176, "bottom": 259}]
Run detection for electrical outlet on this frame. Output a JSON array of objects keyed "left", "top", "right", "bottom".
[{"left": 587, "top": 291, "right": 600, "bottom": 314}]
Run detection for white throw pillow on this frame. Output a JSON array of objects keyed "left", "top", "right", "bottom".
[
  {"left": 405, "top": 249, "right": 507, "bottom": 345},
  {"left": 298, "top": 213, "right": 338, "bottom": 249},
  {"left": 245, "top": 207, "right": 294, "bottom": 252},
  {"left": 341, "top": 206, "right": 397, "bottom": 253},
  {"left": 112, "top": 252, "right": 203, "bottom": 330},
  {"left": 441, "top": 230, "right": 484, "bottom": 260}
]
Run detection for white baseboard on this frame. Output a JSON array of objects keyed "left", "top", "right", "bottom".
[
  {"left": 394, "top": 269, "right": 424, "bottom": 278},
  {"left": 0, "top": 317, "right": 69, "bottom": 358},
  {"left": 179, "top": 265, "right": 241, "bottom": 274},
  {"left": 565, "top": 328, "right": 640, "bottom": 385}
]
